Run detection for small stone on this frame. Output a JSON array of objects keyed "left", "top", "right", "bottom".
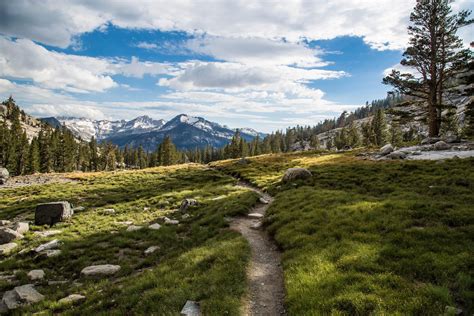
[
  {"left": 34, "top": 230, "right": 62, "bottom": 238},
  {"left": 35, "top": 239, "right": 60, "bottom": 253},
  {"left": 73, "top": 206, "right": 86, "bottom": 212},
  {"left": 143, "top": 207, "right": 150, "bottom": 211},
  {"left": 0, "top": 220, "right": 11, "bottom": 226},
  {"left": 164, "top": 217, "right": 179, "bottom": 225},
  {"left": 116, "top": 221, "right": 133, "bottom": 226},
  {"left": 126, "top": 225, "right": 143, "bottom": 232},
  {"left": 248, "top": 213, "right": 264, "bottom": 219},
  {"left": 27, "top": 270, "right": 45, "bottom": 281},
  {"left": 386, "top": 151, "right": 407, "bottom": 160},
  {"left": 0, "top": 227, "right": 24, "bottom": 244},
  {"left": 182, "top": 214, "right": 190, "bottom": 219},
  {"left": 144, "top": 246, "right": 160, "bottom": 255},
  {"left": 43, "top": 249, "right": 61, "bottom": 257},
  {"left": 250, "top": 222, "right": 262, "bottom": 230},
  {"left": 0, "top": 243, "right": 18, "bottom": 255},
  {"left": 179, "top": 199, "right": 198, "bottom": 212},
  {"left": 445, "top": 306, "right": 462, "bottom": 315},
  {"left": 48, "top": 280, "right": 68, "bottom": 285},
  {"left": 13, "top": 222, "right": 29, "bottom": 234},
  {"left": 181, "top": 300, "right": 200, "bottom": 316},
  {"left": 58, "top": 294, "right": 86, "bottom": 305},
  {"left": 434, "top": 140, "right": 450, "bottom": 150},
  {"left": 81, "top": 264, "right": 121, "bottom": 277},
  {"left": 101, "top": 208, "right": 116, "bottom": 215},
  {"left": 259, "top": 197, "right": 269, "bottom": 204},
  {"left": 148, "top": 223, "right": 161, "bottom": 230}
]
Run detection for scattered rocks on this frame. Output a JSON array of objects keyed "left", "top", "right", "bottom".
[
  {"left": 35, "top": 239, "right": 60, "bottom": 253},
  {"left": 13, "top": 222, "right": 29, "bottom": 234},
  {"left": 81, "top": 264, "right": 121, "bottom": 277},
  {"left": 0, "top": 227, "right": 24, "bottom": 244},
  {"left": 1, "top": 284, "right": 44, "bottom": 311},
  {"left": 148, "top": 223, "right": 161, "bottom": 230},
  {"left": 282, "top": 168, "right": 312, "bottom": 183},
  {"left": 144, "top": 246, "right": 160, "bottom": 255},
  {"left": 433, "top": 140, "right": 450, "bottom": 150},
  {"left": 0, "top": 168, "right": 9, "bottom": 185},
  {"left": 27, "top": 269, "right": 45, "bottom": 281},
  {"left": 58, "top": 294, "right": 86, "bottom": 305},
  {"left": 386, "top": 151, "right": 407, "bottom": 160},
  {"left": 164, "top": 217, "right": 179, "bottom": 225},
  {"left": 126, "top": 225, "right": 144, "bottom": 232},
  {"left": 35, "top": 201, "right": 73, "bottom": 226},
  {"left": 0, "top": 243, "right": 18, "bottom": 255},
  {"left": 180, "top": 300, "right": 200, "bottom": 316},
  {"left": 33, "top": 230, "right": 62, "bottom": 238},
  {"left": 101, "top": 208, "right": 116, "bottom": 215},
  {"left": 379, "top": 144, "right": 394, "bottom": 156},
  {"left": 179, "top": 199, "right": 198, "bottom": 211},
  {"left": 248, "top": 213, "right": 264, "bottom": 219}
]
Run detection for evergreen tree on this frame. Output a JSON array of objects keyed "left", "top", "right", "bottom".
[
  {"left": 89, "top": 137, "right": 99, "bottom": 171},
  {"left": 383, "top": 0, "right": 472, "bottom": 136},
  {"left": 389, "top": 121, "right": 404, "bottom": 146},
  {"left": 371, "top": 109, "right": 388, "bottom": 146},
  {"left": 26, "top": 137, "right": 40, "bottom": 174}
]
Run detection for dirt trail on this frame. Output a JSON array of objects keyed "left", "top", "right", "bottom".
[{"left": 230, "top": 181, "right": 286, "bottom": 315}]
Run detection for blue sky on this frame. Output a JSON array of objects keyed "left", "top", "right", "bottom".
[{"left": 0, "top": 0, "right": 471, "bottom": 132}]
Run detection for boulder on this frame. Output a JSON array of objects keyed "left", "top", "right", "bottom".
[
  {"left": 126, "top": 225, "right": 143, "bottom": 232},
  {"left": 282, "top": 168, "right": 312, "bottom": 183},
  {"left": 248, "top": 213, "right": 264, "bottom": 219},
  {"left": 181, "top": 300, "right": 200, "bottom": 316},
  {"left": 379, "top": 144, "right": 394, "bottom": 156},
  {"left": 259, "top": 197, "right": 269, "bottom": 204},
  {"left": 100, "top": 208, "right": 116, "bottom": 215},
  {"left": 42, "top": 249, "right": 61, "bottom": 257},
  {"left": 164, "top": 217, "right": 179, "bottom": 225},
  {"left": 443, "top": 135, "right": 459, "bottom": 144},
  {"left": 0, "top": 168, "right": 9, "bottom": 185},
  {"left": 58, "top": 294, "right": 86, "bottom": 305},
  {"left": 144, "top": 246, "right": 160, "bottom": 255},
  {"left": 148, "top": 223, "right": 161, "bottom": 230},
  {"left": 0, "top": 227, "right": 24, "bottom": 244},
  {"left": 0, "top": 243, "right": 18, "bottom": 255},
  {"left": 81, "top": 264, "right": 121, "bottom": 277},
  {"left": 2, "top": 284, "right": 44, "bottom": 310},
  {"left": 35, "top": 201, "right": 73, "bottom": 226},
  {"left": 35, "top": 239, "right": 60, "bottom": 253},
  {"left": 13, "top": 222, "right": 29, "bottom": 234},
  {"left": 179, "top": 199, "right": 198, "bottom": 211},
  {"left": 27, "top": 269, "right": 45, "bottom": 281},
  {"left": 421, "top": 137, "right": 441, "bottom": 145},
  {"left": 34, "top": 229, "right": 62, "bottom": 238},
  {"left": 0, "top": 220, "right": 11, "bottom": 226},
  {"left": 434, "top": 141, "right": 450, "bottom": 150},
  {"left": 386, "top": 151, "right": 407, "bottom": 160}
]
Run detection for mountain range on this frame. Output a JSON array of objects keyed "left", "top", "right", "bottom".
[{"left": 41, "top": 114, "right": 265, "bottom": 151}]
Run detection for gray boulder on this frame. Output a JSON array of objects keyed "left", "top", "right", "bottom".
[
  {"left": 35, "top": 239, "right": 60, "bottom": 253},
  {"left": 27, "top": 270, "right": 45, "bottom": 281},
  {"left": 2, "top": 284, "right": 44, "bottom": 311},
  {"left": 443, "top": 135, "right": 460, "bottom": 144},
  {"left": 0, "top": 243, "right": 18, "bottom": 255},
  {"left": 81, "top": 264, "right": 121, "bottom": 277},
  {"left": 0, "top": 168, "right": 9, "bottom": 185},
  {"left": 0, "top": 227, "right": 24, "bottom": 244},
  {"left": 180, "top": 199, "right": 198, "bottom": 211},
  {"left": 181, "top": 300, "right": 200, "bottom": 316},
  {"left": 0, "top": 220, "right": 11, "bottom": 226},
  {"left": 434, "top": 141, "right": 450, "bottom": 150},
  {"left": 282, "top": 168, "right": 312, "bottom": 183},
  {"left": 35, "top": 201, "right": 73, "bottom": 226},
  {"left": 58, "top": 294, "right": 86, "bottom": 305},
  {"left": 380, "top": 144, "right": 394, "bottom": 156},
  {"left": 421, "top": 137, "right": 441, "bottom": 145},
  {"left": 13, "top": 222, "right": 29, "bottom": 234},
  {"left": 386, "top": 151, "right": 407, "bottom": 160}
]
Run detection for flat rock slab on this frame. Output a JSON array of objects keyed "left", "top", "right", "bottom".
[
  {"left": 42, "top": 249, "right": 61, "bottom": 257},
  {"left": 144, "top": 246, "right": 160, "bottom": 255},
  {"left": 247, "top": 213, "right": 264, "bottom": 219},
  {"left": 2, "top": 284, "right": 45, "bottom": 310},
  {"left": 58, "top": 294, "right": 86, "bottom": 305},
  {"left": 116, "top": 221, "right": 133, "bottom": 226},
  {"left": 164, "top": 217, "right": 179, "bottom": 225},
  {"left": 180, "top": 300, "right": 200, "bottom": 316},
  {"left": 148, "top": 223, "right": 161, "bottom": 230},
  {"left": 0, "top": 242, "right": 18, "bottom": 255},
  {"left": 35, "top": 239, "right": 60, "bottom": 253},
  {"left": 34, "top": 230, "right": 62, "bottom": 238},
  {"left": 126, "top": 225, "right": 144, "bottom": 232},
  {"left": 27, "top": 269, "right": 45, "bottom": 281},
  {"left": 81, "top": 264, "right": 121, "bottom": 277},
  {"left": 0, "top": 227, "right": 24, "bottom": 244},
  {"left": 35, "top": 201, "right": 72, "bottom": 226}
]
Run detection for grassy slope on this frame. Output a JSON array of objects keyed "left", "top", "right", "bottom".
[
  {"left": 0, "top": 164, "right": 259, "bottom": 315},
  {"left": 214, "top": 152, "right": 474, "bottom": 315}
]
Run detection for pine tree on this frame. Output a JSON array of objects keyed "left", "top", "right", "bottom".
[
  {"left": 371, "top": 109, "right": 388, "bottom": 146},
  {"left": 389, "top": 121, "right": 404, "bottom": 147},
  {"left": 89, "top": 137, "right": 99, "bottom": 171},
  {"left": 26, "top": 137, "right": 40, "bottom": 174},
  {"left": 383, "top": 0, "right": 472, "bottom": 137}
]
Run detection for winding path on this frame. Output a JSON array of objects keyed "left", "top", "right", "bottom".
[{"left": 230, "top": 181, "right": 286, "bottom": 315}]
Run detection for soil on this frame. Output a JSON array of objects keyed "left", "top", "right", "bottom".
[{"left": 0, "top": 174, "right": 77, "bottom": 189}]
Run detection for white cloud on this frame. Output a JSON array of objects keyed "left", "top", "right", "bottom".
[{"left": 134, "top": 42, "right": 159, "bottom": 50}]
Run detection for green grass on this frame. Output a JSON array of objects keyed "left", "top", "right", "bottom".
[
  {"left": 217, "top": 153, "right": 474, "bottom": 315},
  {"left": 0, "top": 164, "right": 259, "bottom": 315}
]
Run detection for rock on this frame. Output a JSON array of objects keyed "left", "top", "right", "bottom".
[
  {"left": 148, "top": 223, "right": 161, "bottom": 230},
  {"left": 27, "top": 270, "right": 45, "bottom": 281},
  {"left": 144, "top": 246, "right": 160, "bottom": 255},
  {"left": 0, "top": 168, "right": 9, "bottom": 185},
  {"left": 48, "top": 280, "right": 68, "bottom": 285},
  {"left": 443, "top": 135, "right": 459, "bottom": 143},
  {"left": 0, "top": 227, "right": 24, "bottom": 244},
  {"left": 434, "top": 140, "right": 450, "bottom": 150},
  {"left": 259, "top": 197, "right": 269, "bottom": 204},
  {"left": 73, "top": 206, "right": 86, "bottom": 212},
  {"left": 282, "top": 168, "right": 312, "bottom": 183},
  {"left": 386, "top": 151, "right": 407, "bottom": 160},
  {"left": 421, "top": 137, "right": 441, "bottom": 145},
  {"left": 181, "top": 300, "right": 200, "bottom": 316},
  {"left": 182, "top": 214, "right": 190, "bottom": 219},
  {"left": 35, "top": 201, "right": 73, "bottom": 226},
  {"left": 0, "top": 243, "right": 18, "bottom": 255},
  {"left": 445, "top": 306, "right": 463, "bottom": 315},
  {"left": 116, "top": 221, "right": 133, "bottom": 226},
  {"left": 13, "top": 222, "right": 29, "bottom": 234},
  {"left": 0, "top": 220, "right": 11, "bottom": 226},
  {"left": 42, "top": 249, "right": 61, "bottom": 257},
  {"left": 379, "top": 144, "right": 394, "bottom": 156},
  {"left": 248, "top": 213, "right": 264, "bottom": 219},
  {"left": 58, "top": 294, "right": 86, "bottom": 305},
  {"left": 81, "top": 264, "right": 121, "bottom": 277},
  {"left": 35, "top": 239, "right": 60, "bottom": 253},
  {"left": 179, "top": 199, "right": 198, "bottom": 211},
  {"left": 250, "top": 222, "right": 262, "bottom": 230},
  {"left": 2, "top": 284, "right": 44, "bottom": 310},
  {"left": 126, "top": 225, "right": 143, "bottom": 232},
  {"left": 164, "top": 217, "right": 179, "bottom": 225},
  {"left": 101, "top": 208, "right": 116, "bottom": 215},
  {"left": 34, "top": 230, "right": 62, "bottom": 238},
  {"left": 2, "top": 289, "right": 21, "bottom": 310}
]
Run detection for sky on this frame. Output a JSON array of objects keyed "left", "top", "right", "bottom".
[{"left": 0, "top": 0, "right": 472, "bottom": 132}]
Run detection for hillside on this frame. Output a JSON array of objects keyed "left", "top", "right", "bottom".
[{"left": 0, "top": 99, "right": 46, "bottom": 140}]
